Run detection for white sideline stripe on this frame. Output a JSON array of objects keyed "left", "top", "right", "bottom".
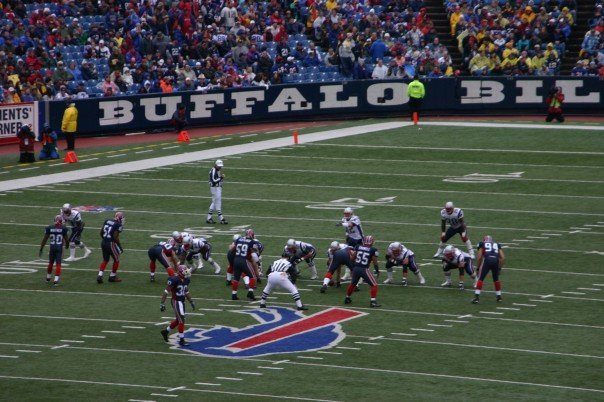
[
  {"left": 297, "top": 356, "right": 324, "bottom": 360},
  {"left": 19, "top": 167, "right": 39, "bottom": 171},
  {"left": 101, "top": 330, "right": 126, "bottom": 334},
  {"left": 122, "top": 326, "right": 146, "bottom": 329},
  {"left": 197, "top": 308, "right": 224, "bottom": 312},
  {"left": 354, "top": 342, "right": 380, "bottom": 346},
  {"left": 496, "top": 307, "right": 520, "bottom": 311},
  {"left": 195, "top": 382, "right": 221, "bottom": 386},
  {"left": 444, "top": 320, "right": 470, "bottom": 323},
  {"left": 81, "top": 335, "right": 106, "bottom": 338},
  {"left": 167, "top": 386, "right": 186, "bottom": 392},
  {"left": 480, "top": 312, "right": 504, "bottom": 315},
  {"left": 427, "top": 324, "right": 453, "bottom": 327},
  {"left": 513, "top": 303, "right": 537, "bottom": 307},
  {"left": 237, "top": 371, "right": 263, "bottom": 376},
  {"left": 391, "top": 333, "right": 417, "bottom": 336},
  {"left": 530, "top": 299, "right": 554, "bottom": 303},
  {"left": 0, "top": 121, "right": 411, "bottom": 191},
  {"left": 186, "top": 313, "right": 205, "bottom": 316},
  {"left": 562, "top": 291, "right": 586, "bottom": 295},
  {"left": 216, "top": 377, "right": 242, "bottom": 381},
  {"left": 150, "top": 394, "right": 177, "bottom": 398},
  {"left": 0, "top": 355, "right": 19, "bottom": 358},
  {"left": 257, "top": 366, "right": 284, "bottom": 370},
  {"left": 543, "top": 233, "right": 563, "bottom": 236},
  {"left": 16, "top": 350, "right": 42, "bottom": 353},
  {"left": 335, "top": 346, "right": 360, "bottom": 350},
  {"left": 60, "top": 340, "right": 84, "bottom": 343},
  {"left": 134, "top": 150, "right": 154, "bottom": 154},
  {"left": 578, "top": 288, "right": 601, "bottom": 291},
  {"left": 107, "top": 154, "right": 126, "bottom": 158},
  {"left": 240, "top": 133, "right": 258, "bottom": 138},
  {"left": 80, "top": 158, "right": 99, "bottom": 162},
  {"left": 410, "top": 328, "right": 434, "bottom": 332},
  {"left": 161, "top": 146, "right": 179, "bottom": 150},
  {"left": 593, "top": 284, "right": 604, "bottom": 287},
  {"left": 316, "top": 351, "right": 342, "bottom": 355},
  {"left": 527, "top": 236, "right": 549, "bottom": 239}
]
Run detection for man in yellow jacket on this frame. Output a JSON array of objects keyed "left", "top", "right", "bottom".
[
  {"left": 407, "top": 74, "right": 425, "bottom": 122},
  {"left": 61, "top": 102, "right": 78, "bottom": 151}
]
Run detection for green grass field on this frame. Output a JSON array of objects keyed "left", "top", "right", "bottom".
[{"left": 0, "top": 120, "right": 603, "bottom": 402}]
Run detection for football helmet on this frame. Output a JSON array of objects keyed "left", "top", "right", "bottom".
[
  {"left": 286, "top": 238, "right": 296, "bottom": 250},
  {"left": 172, "top": 231, "right": 182, "bottom": 242},
  {"left": 62, "top": 203, "right": 71, "bottom": 214},
  {"left": 114, "top": 211, "right": 125, "bottom": 224},
  {"left": 176, "top": 264, "right": 191, "bottom": 278},
  {"left": 215, "top": 159, "right": 224, "bottom": 167},
  {"left": 245, "top": 229, "right": 255, "bottom": 239},
  {"left": 329, "top": 240, "right": 340, "bottom": 250},
  {"left": 483, "top": 235, "right": 493, "bottom": 242},
  {"left": 54, "top": 215, "right": 64, "bottom": 226},
  {"left": 390, "top": 242, "right": 401, "bottom": 255},
  {"left": 445, "top": 201, "right": 454, "bottom": 214},
  {"left": 363, "top": 235, "right": 375, "bottom": 246},
  {"left": 343, "top": 207, "right": 353, "bottom": 219},
  {"left": 182, "top": 235, "right": 192, "bottom": 245},
  {"left": 232, "top": 234, "right": 241, "bottom": 242},
  {"left": 444, "top": 245, "right": 456, "bottom": 257}
]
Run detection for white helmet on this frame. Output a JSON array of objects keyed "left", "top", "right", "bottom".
[
  {"left": 286, "top": 238, "right": 296, "bottom": 248},
  {"left": 330, "top": 240, "right": 340, "bottom": 250},
  {"left": 181, "top": 231, "right": 190, "bottom": 239},
  {"left": 445, "top": 201, "right": 454, "bottom": 213},
  {"left": 62, "top": 203, "right": 71, "bottom": 213},
  {"left": 390, "top": 242, "right": 401, "bottom": 249},
  {"left": 215, "top": 159, "right": 224, "bottom": 167},
  {"left": 444, "top": 245, "right": 456, "bottom": 256},
  {"left": 182, "top": 235, "right": 192, "bottom": 245},
  {"left": 232, "top": 234, "right": 241, "bottom": 242},
  {"left": 343, "top": 207, "right": 353, "bottom": 218},
  {"left": 172, "top": 231, "right": 182, "bottom": 242}
]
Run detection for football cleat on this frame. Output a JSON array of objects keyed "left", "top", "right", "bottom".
[
  {"left": 370, "top": 301, "right": 381, "bottom": 308},
  {"left": 383, "top": 278, "right": 392, "bottom": 284},
  {"left": 458, "top": 282, "right": 465, "bottom": 291},
  {"left": 108, "top": 276, "right": 122, "bottom": 283},
  {"left": 150, "top": 275, "right": 155, "bottom": 283},
  {"left": 247, "top": 291, "right": 256, "bottom": 301},
  {"left": 52, "top": 281, "right": 59, "bottom": 287},
  {"left": 401, "top": 279, "right": 408, "bottom": 287},
  {"left": 83, "top": 248, "right": 92, "bottom": 258},
  {"left": 220, "top": 219, "right": 228, "bottom": 225},
  {"left": 97, "top": 276, "right": 103, "bottom": 284},
  {"left": 259, "top": 303, "right": 267, "bottom": 309},
  {"left": 310, "top": 275, "right": 318, "bottom": 280},
  {"left": 231, "top": 294, "right": 239, "bottom": 300},
  {"left": 433, "top": 252, "right": 443, "bottom": 259},
  {"left": 160, "top": 329, "right": 169, "bottom": 342},
  {"left": 471, "top": 296, "right": 480, "bottom": 304},
  {"left": 64, "top": 257, "right": 75, "bottom": 262},
  {"left": 178, "top": 338, "right": 189, "bottom": 346},
  {"left": 496, "top": 295, "right": 503, "bottom": 303},
  {"left": 206, "top": 218, "right": 216, "bottom": 224},
  {"left": 213, "top": 262, "right": 221, "bottom": 274},
  {"left": 441, "top": 280, "right": 452, "bottom": 287},
  {"left": 344, "top": 297, "right": 352, "bottom": 304},
  {"left": 320, "top": 284, "right": 327, "bottom": 293},
  {"left": 419, "top": 275, "right": 426, "bottom": 285},
  {"left": 297, "top": 305, "right": 309, "bottom": 311},
  {"left": 226, "top": 280, "right": 232, "bottom": 287}
]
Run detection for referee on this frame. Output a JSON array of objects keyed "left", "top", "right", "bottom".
[
  {"left": 407, "top": 74, "right": 425, "bottom": 123},
  {"left": 206, "top": 159, "right": 228, "bottom": 224}
]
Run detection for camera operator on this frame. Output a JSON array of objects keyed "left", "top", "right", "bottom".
[{"left": 545, "top": 86, "right": 565, "bottom": 123}]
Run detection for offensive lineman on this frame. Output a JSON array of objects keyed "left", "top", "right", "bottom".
[
  {"left": 97, "top": 211, "right": 125, "bottom": 284},
  {"left": 472, "top": 235, "right": 505, "bottom": 304},
  {"left": 184, "top": 236, "right": 221, "bottom": 274},
  {"left": 441, "top": 245, "right": 478, "bottom": 290},
  {"left": 320, "top": 241, "right": 354, "bottom": 293},
  {"left": 39, "top": 215, "right": 68, "bottom": 286},
  {"left": 383, "top": 241, "right": 426, "bottom": 286},
  {"left": 345, "top": 235, "right": 381, "bottom": 308},
  {"left": 285, "top": 238, "right": 318, "bottom": 280},
  {"left": 206, "top": 159, "right": 228, "bottom": 224},
  {"left": 433, "top": 201, "right": 474, "bottom": 259},
  {"left": 260, "top": 253, "right": 309, "bottom": 311},
  {"left": 60, "top": 203, "right": 91, "bottom": 261}
]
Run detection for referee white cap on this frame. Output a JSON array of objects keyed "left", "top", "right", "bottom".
[{"left": 215, "top": 159, "right": 224, "bottom": 167}]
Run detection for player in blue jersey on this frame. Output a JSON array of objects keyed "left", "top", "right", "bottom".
[
  {"left": 230, "top": 229, "right": 260, "bottom": 301},
  {"left": 441, "top": 245, "right": 478, "bottom": 290},
  {"left": 345, "top": 235, "right": 381, "bottom": 308},
  {"left": 160, "top": 265, "right": 196, "bottom": 347},
  {"left": 148, "top": 240, "right": 180, "bottom": 282},
  {"left": 97, "top": 212, "right": 125, "bottom": 284},
  {"left": 320, "top": 241, "right": 354, "bottom": 293},
  {"left": 39, "top": 215, "right": 68, "bottom": 286},
  {"left": 472, "top": 235, "right": 505, "bottom": 304}
]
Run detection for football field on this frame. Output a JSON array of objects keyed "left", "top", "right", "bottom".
[{"left": 0, "top": 119, "right": 603, "bottom": 401}]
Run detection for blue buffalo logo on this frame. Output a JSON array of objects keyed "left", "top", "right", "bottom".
[
  {"left": 75, "top": 205, "right": 119, "bottom": 213},
  {"left": 172, "top": 307, "right": 365, "bottom": 358}
]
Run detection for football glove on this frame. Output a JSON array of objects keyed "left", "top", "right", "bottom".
[
  {"left": 160, "top": 303, "right": 166, "bottom": 312},
  {"left": 189, "top": 299, "right": 196, "bottom": 310}
]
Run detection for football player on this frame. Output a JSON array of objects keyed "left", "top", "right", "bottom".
[
  {"left": 441, "top": 245, "right": 477, "bottom": 290},
  {"left": 320, "top": 241, "right": 354, "bottom": 293},
  {"left": 338, "top": 207, "right": 364, "bottom": 247},
  {"left": 60, "top": 203, "right": 91, "bottom": 261},
  {"left": 433, "top": 201, "right": 474, "bottom": 259},
  {"left": 97, "top": 212, "right": 125, "bottom": 284},
  {"left": 345, "top": 235, "right": 381, "bottom": 308},
  {"left": 383, "top": 241, "right": 426, "bottom": 286},
  {"left": 148, "top": 239, "right": 180, "bottom": 282},
  {"left": 160, "top": 265, "right": 196, "bottom": 347},
  {"left": 259, "top": 252, "right": 308, "bottom": 311},
  {"left": 185, "top": 236, "right": 221, "bottom": 274},
  {"left": 229, "top": 229, "right": 260, "bottom": 300},
  {"left": 39, "top": 215, "right": 68, "bottom": 286},
  {"left": 284, "top": 238, "right": 318, "bottom": 280},
  {"left": 472, "top": 235, "right": 505, "bottom": 304},
  {"left": 207, "top": 159, "right": 228, "bottom": 224}
]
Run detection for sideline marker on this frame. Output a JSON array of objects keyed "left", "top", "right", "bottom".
[
  {"left": 293, "top": 130, "right": 299, "bottom": 145},
  {"left": 413, "top": 112, "right": 419, "bottom": 125},
  {"left": 177, "top": 130, "right": 190, "bottom": 142},
  {"left": 64, "top": 151, "right": 78, "bottom": 163}
]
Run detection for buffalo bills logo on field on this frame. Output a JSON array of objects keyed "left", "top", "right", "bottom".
[{"left": 173, "top": 307, "right": 365, "bottom": 358}]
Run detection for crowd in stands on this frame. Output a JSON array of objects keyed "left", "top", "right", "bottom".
[
  {"left": 573, "top": 2, "right": 603, "bottom": 76},
  {"left": 0, "top": 0, "right": 459, "bottom": 104},
  {"left": 448, "top": 0, "right": 601, "bottom": 77}
]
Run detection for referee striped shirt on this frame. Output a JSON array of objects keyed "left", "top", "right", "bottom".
[
  {"left": 209, "top": 167, "right": 223, "bottom": 187},
  {"left": 271, "top": 258, "right": 293, "bottom": 274}
]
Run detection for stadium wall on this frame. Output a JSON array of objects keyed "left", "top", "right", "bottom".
[{"left": 33, "top": 77, "right": 604, "bottom": 138}]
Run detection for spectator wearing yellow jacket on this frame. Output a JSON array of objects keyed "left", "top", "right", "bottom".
[{"left": 61, "top": 102, "right": 78, "bottom": 151}]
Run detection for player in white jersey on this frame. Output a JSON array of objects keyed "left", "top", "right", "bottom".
[
  {"left": 338, "top": 207, "right": 364, "bottom": 247},
  {"left": 60, "top": 203, "right": 91, "bottom": 261},
  {"left": 184, "top": 236, "right": 221, "bottom": 274},
  {"left": 260, "top": 253, "right": 308, "bottom": 311},
  {"left": 433, "top": 201, "right": 474, "bottom": 259},
  {"left": 383, "top": 242, "right": 426, "bottom": 286},
  {"left": 284, "top": 239, "right": 318, "bottom": 280},
  {"left": 441, "top": 245, "right": 478, "bottom": 290}
]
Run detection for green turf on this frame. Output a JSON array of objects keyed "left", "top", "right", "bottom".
[{"left": 0, "top": 121, "right": 603, "bottom": 402}]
